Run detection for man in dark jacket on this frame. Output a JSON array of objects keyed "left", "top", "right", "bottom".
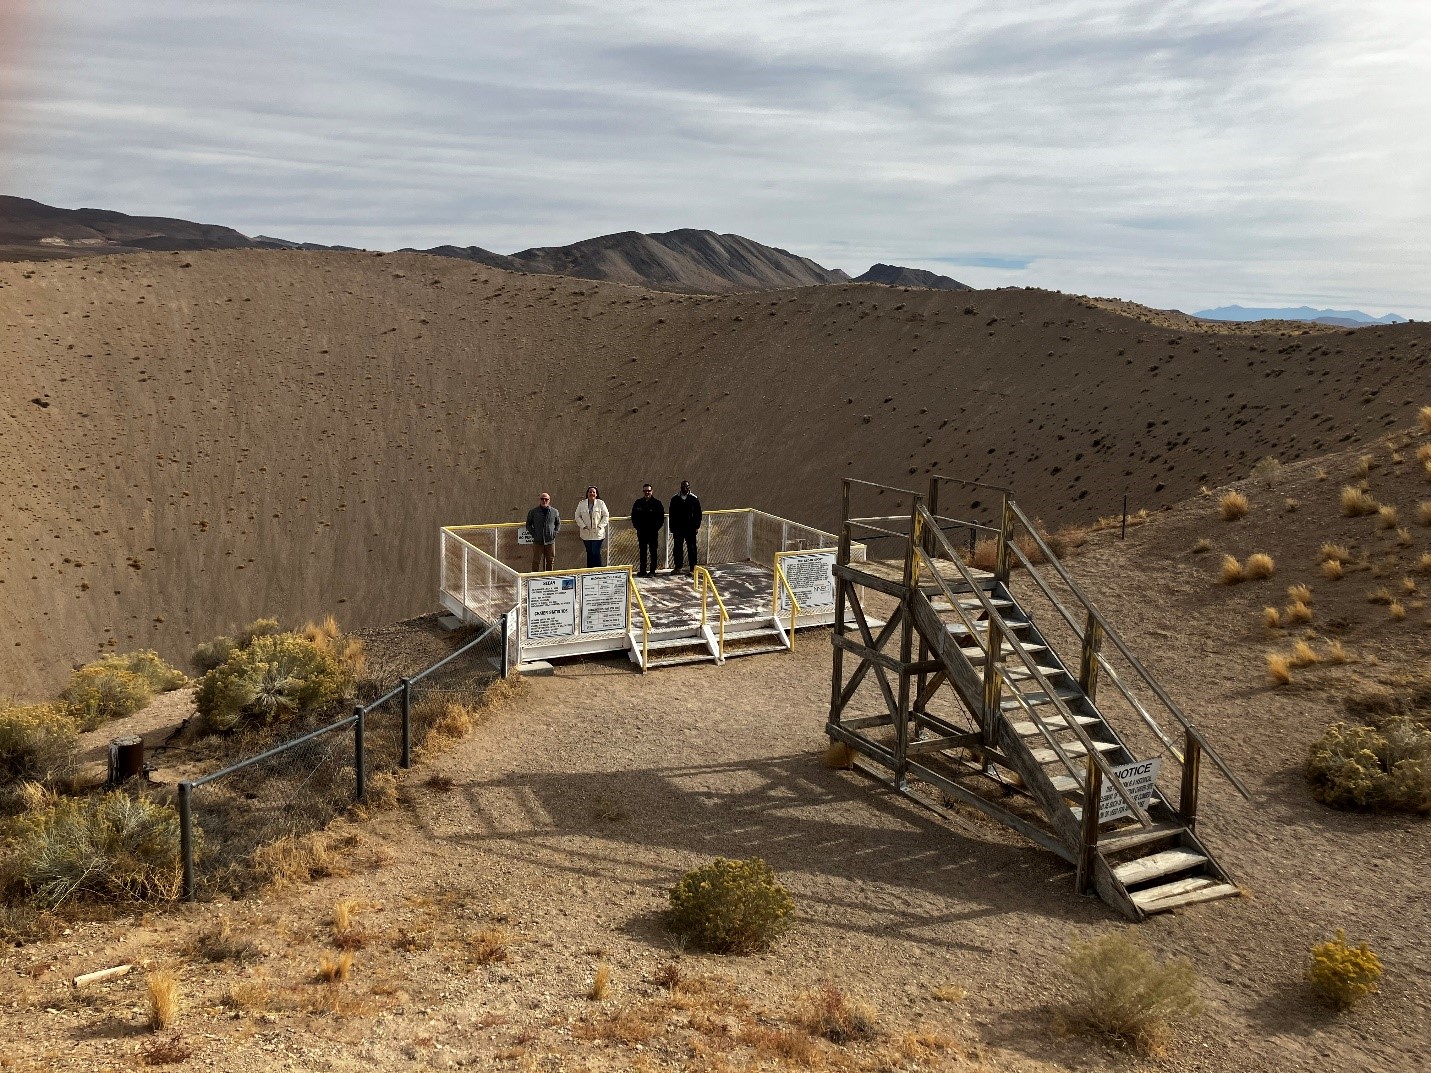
[
  {"left": 524, "top": 492, "right": 560, "bottom": 571},
  {"left": 630, "top": 483, "right": 665, "bottom": 577},
  {"left": 669, "top": 480, "right": 702, "bottom": 574}
]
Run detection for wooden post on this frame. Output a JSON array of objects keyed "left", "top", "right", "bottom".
[
  {"left": 1078, "top": 612, "right": 1104, "bottom": 702},
  {"left": 895, "top": 497, "right": 923, "bottom": 787},
  {"left": 1075, "top": 755, "right": 1102, "bottom": 894},
  {"left": 995, "top": 494, "right": 1014, "bottom": 583},
  {"left": 1180, "top": 728, "right": 1203, "bottom": 831},
  {"left": 829, "top": 481, "right": 852, "bottom": 731}
]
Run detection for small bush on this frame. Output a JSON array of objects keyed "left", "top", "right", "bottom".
[
  {"left": 1251, "top": 456, "right": 1283, "bottom": 482},
  {"left": 668, "top": 857, "right": 794, "bottom": 954},
  {"left": 137, "top": 1033, "right": 192, "bottom": 1066},
  {"left": 1421, "top": 405, "right": 1431, "bottom": 434},
  {"left": 1286, "top": 600, "right": 1313, "bottom": 624},
  {"left": 796, "top": 983, "right": 879, "bottom": 1044},
  {"left": 1389, "top": 601, "right": 1408, "bottom": 621},
  {"left": 191, "top": 635, "right": 236, "bottom": 674},
  {"left": 1245, "top": 553, "right": 1276, "bottom": 580},
  {"left": 1376, "top": 505, "right": 1400, "bottom": 530},
  {"left": 1218, "top": 491, "right": 1249, "bottom": 521},
  {"left": 1219, "top": 555, "right": 1244, "bottom": 584},
  {"left": 1322, "top": 559, "right": 1345, "bottom": 581},
  {"left": 317, "top": 953, "right": 352, "bottom": 983},
  {"left": 1341, "top": 486, "right": 1379, "bottom": 517},
  {"left": 146, "top": 969, "right": 179, "bottom": 1030},
  {"left": 1060, "top": 932, "right": 1200, "bottom": 1056},
  {"left": 90, "top": 651, "right": 186, "bottom": 693},
  {"left": 468, "top": 927, "right": 509, "bottom": 966},
  {"left": 183, "top": 917, "right": 261, "bottom": 962},
  {"left": 1288, "top": 583, "right": 1313, "bottom": 604},
  {"left": 1262, "top": 607, "right": 1282, "bottom": 630},
  {"left": 6, "top": 790, "right": 185, "bottom": 906},
  {"left": 195, "top": 632, "right": 350, "bottom": 734},
  {"left": 1267, "top": 653, "right": 1293, "bottom": 686},
  {"left": 1192, "top": 537, "right": 1213, "bottom": 554},
  {"left": 1307, "top": 718, "right": 1431, "bottom": 812},
  {"left": 1321, "top": 543, "right": 1353, "bottom": 564},
  {"left": 0, "top": 704, "right": 78, "bottom": 785},
  {"left": 1307, "top": 931, "right": 1382, "bottom": 1009},
  {"left": 59, "top": 664, "right": 152, "bottom": 731},
  {"left": 588, "top": 964, "right": 612, "bottom": 1001}
]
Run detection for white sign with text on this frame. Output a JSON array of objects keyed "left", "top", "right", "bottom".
[
  {"left": 1097, "top": 757, "right": 1163, "bottom": 824},
  {"left": 777, "top": 551, "right": 837, "bottom": 612},
  {"left": 525, "top": 575, "right": 577, "bottom": 640},
  {"left": 580, "top": 571, "right": 629, "bottom": 634}
]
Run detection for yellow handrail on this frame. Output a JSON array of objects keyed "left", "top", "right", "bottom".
[
  {"left": 774, "top": 565, "right": 802, "bottom": 652},
  {"left": 693, "top": 566, "right": 730, "bottom": 659},
  {"left": 626, "top": 568, "right": 652, "bottom": 672}
]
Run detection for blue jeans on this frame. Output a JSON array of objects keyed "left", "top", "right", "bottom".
[{"left": 583, "top": 539, "right": 605, "bottom": 567}]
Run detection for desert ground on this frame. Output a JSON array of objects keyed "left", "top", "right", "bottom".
[
  {"left": 1, "top": 431, "right": 1428, "bottom": 1071},
  {"left": 3, "top": 251, "right": 1431, "bottom": 695}
]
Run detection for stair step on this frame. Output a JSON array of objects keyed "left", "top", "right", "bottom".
[
  {"left": 931, "top": 597, "right": 1016, "bottom": 612},
  {"left": 1097, "top": 821, "right": 1186, "bottom": 853},
  {"left": 1131, "top": 877, "right": 1240, "bottom": 914},
  {"left": 1028, "top": 738, "right": 1120, "bottom": 765},
  {"left": 647, "top": 654, "right": 718, "bottom": 668},
  {"left": 723, "top": 627, "right": 782, "bottom": 641},
  {"left": 958, "top": 643, "right": 1049, "bottom": 662},
  {"left": 1001, "top": 686, "right": 1085, "bottom": 712},
  {"left": 1002, "top": 664, "right": 1070, "bottom": 683},
  {"left": 644, "top": 635, "right": 710, "bottom": 651},
  {"left": 1112, "top": 848, "right": 1209, "bottom": 887},
  {"left": 948, "top": 620, "right": 1033, "bottom": 639},
  {"left": 1010, "top": 713, "right": 1102, "bottom": 737},
  {"left": 721, "top": 644, "right": 789, "bottom": 659}
]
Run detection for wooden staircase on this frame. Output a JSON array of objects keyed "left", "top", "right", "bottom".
[{"left": 828, "top": 477, "right": 1250, "bottom": 921}]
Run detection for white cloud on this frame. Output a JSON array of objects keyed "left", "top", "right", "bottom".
[{"left": 2, "top": 0, "right": 1428, "bottom": 315}]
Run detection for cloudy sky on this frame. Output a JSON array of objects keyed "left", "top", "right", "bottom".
[{"left": 2, "top": 0, "right": 1428, "bottom": 315}]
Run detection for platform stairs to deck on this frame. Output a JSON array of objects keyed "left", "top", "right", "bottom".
[
  {"left": 629, "top": 614, "right": 792, "bottom": 670},
  {"left": 827, "top": 478, "right": 1251, "bottom": 921}
]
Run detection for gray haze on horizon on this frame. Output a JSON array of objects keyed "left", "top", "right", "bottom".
[{"left": 2, "top": 0, "right": 1428, "bottom": 317}]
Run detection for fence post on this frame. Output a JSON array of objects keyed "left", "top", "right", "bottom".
[
  {"left": 353, "top": 705, "right": 366, "bottom": 801},
  {"left": 400, "top": 679, "right": 412, "bottom": 769},
  {"left": 500, "top": 612, "right": 510, "bottom": 677},
  {"left": 1180, "top": 728, "right": 1202, "bottom": 831},
  {"left": 178, "top": 780, "right": 195, "bottom": 901}
]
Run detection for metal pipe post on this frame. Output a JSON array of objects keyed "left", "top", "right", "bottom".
[
  {"left": 178, "top": 780, "right": 195, "bottom": 901},
  {"left": 400, "top": 679, "right": 412, "bottom": 769},
  {"left": 353, "top": 705, "right": 366, "bottom": 801}
]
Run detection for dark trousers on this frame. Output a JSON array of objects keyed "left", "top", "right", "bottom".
[
  {"left": 672, "top": 529, "right": 698, "bottom": 572},
  {"left": 637, "top": 531, "right": 660, "bottom": 575},
  {"left": 583, "top": 539, "right": 604, "bottom": 567},
  {"left": 530, "top": 542, "right": 555, "bottom": 572}
]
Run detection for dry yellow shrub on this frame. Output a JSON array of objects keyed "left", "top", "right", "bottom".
[
  {"left": 1245, "top": 553, "right": 1276, "bottom": 579},
  {"left": 1266, "top": 653, "right": 1292, "bottom": 686},
  {"left": 1218, "top": 491, "right": 1249, "bottom": 521},
  {"left": 1219, "top": 555, "right": 1244, "bottom": 584}
]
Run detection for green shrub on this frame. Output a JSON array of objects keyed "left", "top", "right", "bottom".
[
  {"left": 191, "top": 618, "right": 284, "bottom": 673},
  {"left": 1307, "top": 930, "right": 1383, "bottom": 1009},
  {"left": 195, "top": 632, "right": 350, "bottom": 734},
  {"left": 5, "top": 790, "right": 186, "bottom": 907},
  {"left": 0, "top": 704, "right": 78, "bottom": 785},
  {"left": 668, "top": 857, "right": 793, "bottom": 954},
  {"left": 237, "top": 617, "right": 282, "bottom": 647},
  {"left": 1307, "top": 718, "right": 1431, "bottom": 813},
  {"left": 1060, "top": 932, "right": 1200, "bottom": 1056},
  {"left": 59, "top": 664, "right": 152, "bottom": 731},
  {"left": 89, "top": 651, "right": 187, "bottom": 693}
]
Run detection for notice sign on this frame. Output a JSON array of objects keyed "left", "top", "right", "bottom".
[
  {"left": 516, "top": 527, "right": 534, "bottom": 545},
  {"left": 1097, "top": 758, "right": 1163, "bottom": 824},
  {"left": 778, "top": 551, "right": 836, "bottom": 611},
  {"left": 580, "top": 571, "right": 628, "bottom": 634},
  {"left": 525, "top": 575, "right": 577, "bottom": 640}
]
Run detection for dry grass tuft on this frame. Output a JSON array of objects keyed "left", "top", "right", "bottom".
[
  {"left": 1355, "top": 454, "right": 1374, "bottom": 478},
  {"left": 1290, "top": 641, "right": 1320, "bottom": 668},
  {"left": 1377, "top": 505, "right": 1400, "bottom": 530},
  {"left": 1322, "top": 559, "right": 1345, "bottom": 580},
  {"left": 1218, "top": 491, "right": 1249, "bottom": 521},
  {"left": 1284, "top": 497, "right": 1299, "bottom": 512},
  {"left": 1403, "top": 576, "right": 1419, "bottom": 595},
  {"left": 1389, "top": 601, "right": 1407, "bottom": 621},
  {"left": 1244, "top": 552, "right": 1276, "bottom": 580},
  {"left": 1288, "top": 583, "right": 1314, "bottom": 604},
  {"left": 253, "top": 833, "right": 351, "bottom": 888},
  {"left": 1285, "top": 600, "right": 1314, "bottom": 625},
  {"left": 588, "top": 964, "right": 612, "bottom": 1001},
  {"left": 742, "top": 1026, "right": 819, "bottom": 1066},
  {"left": 331, "top": 898, "right": 367, "bottom": 950},
  {"left": 822, "top": 741, "right": 854, "bottom": 769},
  {"left": 574, "top": 1002, "right": 666, "bottom": 1045},
  {"left": 1321, "top": 543, "right": 1353, "bottom": 564},
  {"left": 468, "top": 927, "right": 509, "bottom": 966},
  {"left": 1192, "top": 537, "right": 1213, "bottom": 554},
  {"left": 224, "top": 979, "right": 273, "bottom": 1013},
  {"left": 1059, "top": 932, "right": 1200, "bottom": 1057},
  {"left": 1396, "top": 527, "right": 1414, "bottom": 547},
  {"left": 1341, "top": 486, "right": 1379, "bottom": 517},
  {"left": 137, "top": 1034, "right": 193, "bottom": 1066},
  {"left": 183, "top": 917, "right": 260, "bottom": 963},
  {"left": 1219, "top": 555, "right": 1245, "bottom": 585},
  {"left": 1418, "top": 502, "right": 1431, "bottom": 527},
  {"left": 1262, "top": 607, "right": 1282, "bottom": 630},
  {"left": 317, "top": 952, "right": 352, "bottom": 983},
  {"left": 1316, "top": 467, "right": 1329, "bottom": 481},
  {"left": 1421, "top": 405, "right": 1431, "bottom": 434},
  {"left": 796, "top": 983, "right": 880, "bottom": 1045},
  {"left": 1368, "top": 586, "right": 1394, "bottom": 605},
  {"left": 652, "top": 962, "right": 683, "bottom": 992},
  {"left": 1326, "top": 640, "right": 1351, "bottom": 664},
  {"left": 930, "top": 983, "right": 967, "bottom": 1002},
  {"left": 146, "top": 969, "right": 179, "bottom": 1031},
  {"left": 1267, "top": 654, "right": 1293, "bottom": 686}
]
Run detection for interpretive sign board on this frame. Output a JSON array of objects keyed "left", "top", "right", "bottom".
[
  {"left": 580, "top": 571, "right": 628, "bottom": 634},
  {"left": 525, "top": 576, "right": 577, "bottom": 640},
  {"left": 778, "top": 551, "right": 837, "bottom": 611},
  {"left": 1097, "top": 758, "right": 1163, "bottom": 823}
]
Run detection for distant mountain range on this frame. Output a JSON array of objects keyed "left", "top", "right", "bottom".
[
  {"left": 0, "top": 195, "right": 969, "bottom": 295},
  {"left": 1194, "top": 304, "right": 1408, "bottom": 327}
]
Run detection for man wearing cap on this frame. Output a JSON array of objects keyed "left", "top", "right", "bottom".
[{"left": 525, "top": 492, "right": 560, "bottom": 571}]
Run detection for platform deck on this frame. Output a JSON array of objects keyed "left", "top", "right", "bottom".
[{"left": 633, "top": 561, "right": 776, "bottom": 631}]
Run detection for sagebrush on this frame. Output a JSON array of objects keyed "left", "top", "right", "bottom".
[
  {"left": 1060, "top": 932, "right": 1200, "bottom": 1056},
  {"left": 195, "top": 632, "right": 351, "bottom": 733},
  {"left": 668, "top": 857, "right": 793, "bottom": 953},
  {"left": 0, "top": 704, "right": 78, "bottom": 786},
  {"left": 1307, "top": 930, "right": 1382, "bottom": 1009},
  {"left": 59, "top": 664, "right": 151, "bottom": 731},
  {"left": 1306, "top": 718, "right": 1431, "bottom": 812}
]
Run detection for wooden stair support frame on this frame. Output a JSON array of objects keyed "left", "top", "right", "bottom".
[{"left": 827, "top": 475, "right": 1248, "bottom": 921}]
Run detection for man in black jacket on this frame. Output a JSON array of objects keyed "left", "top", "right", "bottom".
[
  {"left": 669, "top": 480, "right": 702, "bottom": 574},
  {"left": 630, "top": 483, "right": 665, "bottom": 577}
]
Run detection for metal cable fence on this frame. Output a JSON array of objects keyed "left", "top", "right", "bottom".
[{"left": 177, "top": 619, "right": 507, "bottom": 899}]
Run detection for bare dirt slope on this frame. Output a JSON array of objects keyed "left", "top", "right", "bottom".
[
  {"left": 3, "top": 249, "right": 1431, "bottom": 695},
  {"left": 2, "top": 439, "right": 1426, "bottom": 1072}
]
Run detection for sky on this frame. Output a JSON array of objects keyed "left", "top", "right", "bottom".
[{"left": 2, "top": 0, "right": 1429, "bottom": 316}]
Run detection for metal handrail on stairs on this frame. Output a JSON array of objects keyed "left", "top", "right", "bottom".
[
  {"left": 913, "top": 504, "right": 1155, "bottom": 827},
  {"left": 1002, "top": 500, "right": 1251, "bottom": 801},
  {"left": 627, "top": 570, "right": 652, "bottom": 672},
  {"left": 773, "top": 563, "right": 802, "bottom": 651},
  {"left": 693, "top": 565, "right": 729, "bottom": 660}
]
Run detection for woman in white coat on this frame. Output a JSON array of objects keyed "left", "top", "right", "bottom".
[{"left": 575, "top": 486, "right": 611, "bottom": 568}]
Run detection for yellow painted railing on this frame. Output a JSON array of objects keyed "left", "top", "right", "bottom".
[
  {"left": 693, "top": 565, "right": 730, "bottom": 659},
  {"left": 626, "top": 569, "right": 652, "bottom": 672},
  {"left": 773, "top": 563, "right": 802, "bottom": 652}
]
